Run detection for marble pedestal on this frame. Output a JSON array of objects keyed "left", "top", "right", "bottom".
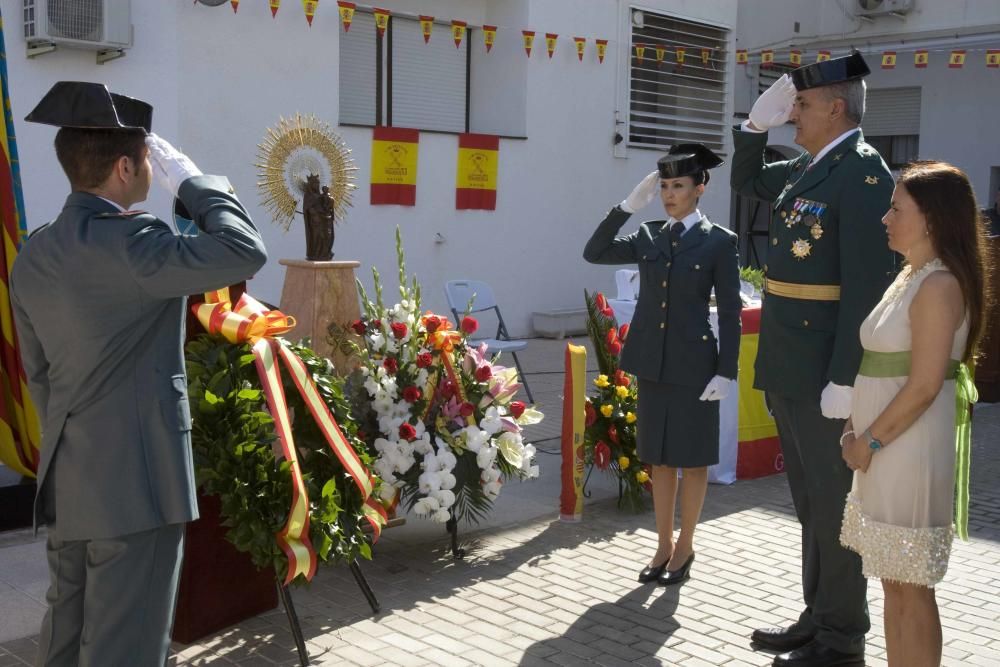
[{"left": 278, "top": 259, "right": 362, "bottom": 374}]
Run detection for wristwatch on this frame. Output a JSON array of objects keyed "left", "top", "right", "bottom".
[{"left": 863, "top": 429, "right": 883, "bottom": 452}]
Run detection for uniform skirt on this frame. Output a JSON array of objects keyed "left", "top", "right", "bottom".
[{"left": 636, "top": 378, "right": 719, "bottom": 468}]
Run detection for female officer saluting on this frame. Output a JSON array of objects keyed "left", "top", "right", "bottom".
[{"left": 584, "top": 144, "right": 742, "bottom": 585}]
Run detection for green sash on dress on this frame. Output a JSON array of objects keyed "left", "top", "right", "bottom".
[{"left": 857, "top": 349, "right": 978, "bottom": 540}]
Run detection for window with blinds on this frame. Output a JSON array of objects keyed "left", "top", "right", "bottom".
[
  {"left": 629, "top": 10, "right": 729, "bottom": 152},
  {"left": 339, "top": 12, "right": 470, "bottom": 133},
  {"left": 863, "top": 87, "right": 921, "bottom": 169}
]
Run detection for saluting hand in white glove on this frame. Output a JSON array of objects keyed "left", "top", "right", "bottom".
[
  {"left": 620, "top": 171, "right": 661, "bottom": 214},
  {"left": 820, "top": 382, "right": 853, "bottom": 420},
  {"left": 699, "top": 375, "right": 734, "bottom": 402},
  {"left": 145, "top": 133, "right": 203, "bottom": 198},
  {"left": 748, "top": 73, "right": 797, "bottom": 131}
]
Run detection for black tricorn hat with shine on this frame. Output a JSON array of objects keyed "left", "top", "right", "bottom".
[
  {"left": 25, "top": 81, "right": 152, "bottom": 132},
  {"left": 657, "top": 143, "right": 725, "bottom": 180},
  {"left": 790, "top": 51, "right": 871, "bottom": 91}
]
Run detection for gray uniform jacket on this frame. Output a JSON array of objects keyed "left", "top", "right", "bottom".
[
  {"left": 11, "top": 175, "right": 268, "bottom": 541},
  {"left": 584, "top": 205, "right": 742, "bottom": 387}
]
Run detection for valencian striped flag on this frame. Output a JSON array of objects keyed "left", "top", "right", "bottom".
[
  {"left": 0, "top": 9, "right": 40, "bottom": 477},
  {"left": 455, "top": 134, "right": 499, "bottom": 210},
  {"left": 370, "top": 127, "right": 418, "bottom": 206}
]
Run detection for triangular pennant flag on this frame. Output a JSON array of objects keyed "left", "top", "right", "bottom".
[
  {"left": 522, "top": 30, "right": 535, "bottom": 57},
  {"left": 915, "top": 49, "right": 929, "bottom": 68},
  {"left": 596, "top": 39, "right": 608, "bottom": 63},
  {"left": 701, "top": 47, "right": 712, "bottom": 65},
  {"left": 675, "top": 46, "right": 686, "bottom": 67},
  {"left": 452, "top": 20, "right": 466, "bottom": 48},
  {"left": 988, "top": 50, "right": 1000, "bottom": 68},
  {"left": 654, "top": 44, "right": 666, "bottom": 66},
  {"left": 817, "top": 50, "right": 831, "bottom": 62},
  {"left": 881, "top": 51, "right": 896, "bottom": 69},
  {"left": 337, "top": 1, "right": 354, "bottom": 31},
  {"left": 545, "top": 33, "right": 558, "bottom": 58},
  {"left": 230, "top": 0, "right": 239, "bottom": 12},
  {"left": 635, "top": 43, "right": 646, "bottom": 64},
  {"left": 483, "top": 25, "right": 497, "bottom": 53},
  {"left": 373, "top": 7, "right": 390, "bottom": 39},
  {"left": 419, "top": 16, "right": 434, "bottom": 43},
  {"left": 270, "top": 0, "right": 280, "bottom": 18},
  {"left": 302, "top": 0, "right": 317, "bottom": 26},
  {"left": 574, "top": 37, "right": 586, "bottom": 61},
  {"left": 736, "top": 49, "right": 748, "bottom": 65},
  {"left": 761, "top": 49, "right": 774, "bottom": 69},
  {"left": 949, "top": 49, "right": 966, "bottom": 69},
  {"left": 790, "top": 49, "right": 801, "bottom": 66}
]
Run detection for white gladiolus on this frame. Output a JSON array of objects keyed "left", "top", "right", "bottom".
[{"left": 369, "top": 333, "right": 385, "bottom": 351}]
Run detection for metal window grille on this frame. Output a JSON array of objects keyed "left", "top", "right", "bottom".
[{"left": 629, "top": 10, "right": 729, "bottom": 152}]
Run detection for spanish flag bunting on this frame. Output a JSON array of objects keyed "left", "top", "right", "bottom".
[
  {"left": 761, "top": 49, "right": 774, "bottom": 69},
  {"left": 230, "top": 0, "right": 238, "bottom": 12},
  {"left": 817, "top": 50, "right": 831, "bottom": 62},
  {"left": 635, "top": 43, "right": 646, "bottom": 64},
  {"left": 675, "top": 46, "right": 686, "bottom": 66},
  {"left": 371, "top": 127, "right": 418, "bottom": 206},
  {"left": 701, "top": 47, "right": 712, "bottom": 65},
  {"left": 373, "top": 7, "right": 390, "bottom": 38},
  {"left": 302, "top": 0, "right": 317, "bottom": 26},
  {"left": 595, "top": 38, "right": 608, "bottom": 63},
  {"left": 483, "top": 25, "right": 497, "bottom": 52},
  {"left": 419, "top": 16, "right": 433, "bottom": 43},
  {"left": 881, "top": 51, "right": 896, "bottom": 69},
  {"left": 949, "top": 49, "right": 966, "bottom": 68},
  {"left": 336, "top": 1, "right": 354, "bottom": 31},
  {"left": 545, "top": 33, "right": 558, "bottom": 58},
  {"left": 574, "top": 36, "right": 586, "bottom": 61},
  {"left": 988, "top": 49, "right": 1000, "bottom": 68},
  {"left": 452, "top": 20, "right": 467, "bottom": 48},
  {"left": 736, "top": 48, "right": 748, "bottom": 65},
  {"left": 654, "top": 44, "right": 666, "bottom": 65},
  {"left": 522, "top": 30, "right": 535, "bottom": 57},
  {"left": 789, "top": 49, "right": 801, "bottom": 66},
  {"left": 456, "top": 133, "right": 499, "bottom": 210},
  {"left": 915, "top": 49, "right": 928, "bottom": 68},
  {"left": 270, "top": 0, "right": 280, "bottom": 18}
]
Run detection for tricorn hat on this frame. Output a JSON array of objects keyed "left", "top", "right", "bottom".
[
  {"left": 657, "top": 143, "right": 725, "bottom": 180},
  {"left": 790, "top": 51, "right": 871, "bottom": 91},
  {"left": 25, "top": 81, "right": 152, "bottom": 132}
]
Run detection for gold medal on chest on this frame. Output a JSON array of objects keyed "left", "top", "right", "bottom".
[{"left": 791, "top": 239, "right": 812, "bottom": 260}]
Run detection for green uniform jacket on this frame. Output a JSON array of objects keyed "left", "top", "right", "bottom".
[
  {"left": 731, "top": 127, "right": 896, "bottom": 400},
  {"left": 583, "top": 206, "right": 742, "bottom": 387}
]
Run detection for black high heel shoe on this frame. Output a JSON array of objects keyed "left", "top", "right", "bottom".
[
  {"left": 658, "top": 553, "right": 695, "bottom": 586},
  {"left": 637, "top": 560, "right": 669, "bottom": 583}
]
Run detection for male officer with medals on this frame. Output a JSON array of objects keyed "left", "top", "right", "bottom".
[
  {"left": 731, "top": 53, "right": 895, "bottom": 667},
  {"left": 12, "top": 82, "right": 268, "bottom": 665}
]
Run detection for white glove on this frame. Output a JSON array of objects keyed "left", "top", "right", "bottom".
[
  {"left": 748, "top": 73, "right": 797, "bottom": 131},
  {"left": 145, "top": 133, "right": 202, "bottom": 198},
  {"left": 620, "top": 171, "right": 660, "bottom": 214},
  {"left": 699, "top": 375, "right": 734, "bottom": 402},
  {"left": 820, "top": 382, "right": 853, "bottom": 420}
]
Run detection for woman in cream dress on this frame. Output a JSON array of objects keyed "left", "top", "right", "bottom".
[{"left": 838, "top": 161, "right": 989, "bottom": 667}]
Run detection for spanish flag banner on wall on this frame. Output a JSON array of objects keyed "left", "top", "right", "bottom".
[
  {"left": 915, "top": 49, "right": 929, "bottom": 67},
  {"left": 522, "top": 30, "right": 535, "bottom": 57},
  {"left": 371, "top": 127, "right": 418, "bottom": 206},
  {"left": 789, "top": 49, "right": 801, "bottom": 65},
  {"left": 302, "top": 0, "right": 318, "bottom": 26},
  {"left": 595, "top": 39, "right": 608, "bottom": 63},
  {"left": 736, "top": 48, "right": 748, "bottom": 64},
  {"left": 735, "top": 308, "right": 782, "bottom": 479},
  {"left": 817, "top": 50, "right": 831, "bottom": 62},
  {"left": 881, "top": 51, "right": 896, "bottom": 69},
  {"left": 483, "top": 25, "right": 497, "bottom": 52},
  {"left": 452, "top": 20, "right": 466, "bottom": 48},
  {"left": 989, "top": 50, "right": 1000, "bottom": 68},
  {"left": 336, "top": 1, "right": 354, "bottom": 31},
  {"left": 419, "top": 15, "right": 433, "bottom": 43},
  {"left": 455, "top": 133, "right": 499, "bottom": 210},
  {"left": 574, "top": 36, "right": 585, "bottom": 61},
  {"left": 949, "top": 49, "right": 966, "bottom": 68},
  {"left": 269, "top": 0, "right": 280, "bottom": 18}
]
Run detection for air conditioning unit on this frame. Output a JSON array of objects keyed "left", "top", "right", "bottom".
[
  {"left": 855, "top": 0, "right": 915, "bottom": 18},
  {"left": 24, "top": 0, "right": 132, "bottom": 59}
]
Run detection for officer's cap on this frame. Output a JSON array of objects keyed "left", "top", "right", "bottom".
[
  {"left": 791, "top": 51, "right": 871, "bottom": 91},
  {"left": 25, "top": 81, "right": 152, "bottom": 132},
  {"left": 657, "top": 143, "right": 724, "bottom": 180}
]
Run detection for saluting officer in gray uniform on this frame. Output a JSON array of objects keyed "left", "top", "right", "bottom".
[
  {"left": 12, "top": 82, "right": 268, "bottom": 666},
  {"left": 584, "top": 144, "right": 741, "bottom": 587},
  {"left": 731, "top": 53, "right": 896, "bottom": 667}
]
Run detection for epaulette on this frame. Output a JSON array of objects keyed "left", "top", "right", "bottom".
[
  {"left": 854, "top": 142, "right": 881, "bottom": 160},
  {"left": 94, "top": 209, "right": 148, "bottom": 219}
]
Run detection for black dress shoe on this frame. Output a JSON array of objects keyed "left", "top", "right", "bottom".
[
  {"left": 751, "top": 625, "right": 815, "bottom": 652},
  {"left": 772, "top": 640, "right": 864, "bottom": 667},
  {"left": 637, "top": 561, "right": 668, "bottom": 583},
  {"left": 657, "top": 553, "right": 694, "bottom": 585}
]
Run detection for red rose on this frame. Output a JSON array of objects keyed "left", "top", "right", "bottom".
[
  {"left": 399, "top": 423, "right": 417, "bottom": 440},
  {"left": 594, "top": 441, "right": 611, "bottom": 470},
  {"left": 424, "top": 315, "right": 442, "bottom": 333},
  {"left": 509, "top": 401, "right": 526, "bottom": 419},
  {"left": 602, "top": 306, "right": 615, "bottom": 318},
  {"left": 357, "top": 429, "right": 367, "bottom": 442},
  {"left": 350, "top": 319, "right": 366, "bottom": 335},
  {"left": 607, "top": 340, "right": 622, "bottom": 356},
  {"left": 584, "top": 401, "right": 597, "bottom": 426},
  {"left": 459, "top": 402, "right": 475, "bottom": 417},
  {"left": 595, "top": 293, "right": 608, "bottom": 312},
  {"left": 460, "top": 316, "right": 479, "bottom": 334},
  {"left": 416, "top": 352, "right": 433, "bottom": 368},
  {"left": 618, "top": 323, "right": 630, "bottom": 341},
  {"left": 390, "top": 322, "right": 408, "bottom": 339},
  {"left": 608, "top": 424, "right": 619, "bottom": 445},
  {"left": 440, "top": 381, "right": 456, "bottom": 399},
  {"left": 614, "top": 369, "right": 631, "bottom": 387},
  {"left": 605, "top": 328, "right": 619, "bottom": 346},
  {"left": 402, "top": 386, "right": 422, "bottom": 403},
  {"left": 642, "top": 480, "right": 653, "bottom": 493},
  {"left": 474, "top": 365, "right": 492, "bottom": 382},
  {"left": 372, "top": 319, "right": 382, "bottom": 330},
  {"left": 383, "top": 357, "right": 398, "bottom": 374}
]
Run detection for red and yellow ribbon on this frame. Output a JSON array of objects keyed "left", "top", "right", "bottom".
[{"left": 194, "top": 288, "right": 386, "bottom": 584}]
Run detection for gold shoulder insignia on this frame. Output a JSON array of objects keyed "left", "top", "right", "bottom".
[{"left": 864, "top": 176, "right": 879, "bottom": 185}]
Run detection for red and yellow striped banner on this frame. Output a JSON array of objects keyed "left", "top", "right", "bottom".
[
  {"left": 735, "top": 307, "right": 782, "bottom": 479},
  {"left": 634, "top": 43, "right": 645, "bottom": 64},
  {"left": 302, "top": 0, "right": 318, "bottom": 26},
  {"left": 574, "top": 36, "right": 585, "bottom": 61},
  {"left": 455, "top": 133, "right": 499, "bottom": 211},
  {"left": 915, "top": 49, "right": 929, "bottom": 68},
  {"left": 451, "top": 20, "right": 466, "bottom": 48},
  {"left": 483, "top": 25, "right": 497, "bottom": 52},
  {"left": 371, "top": 127, "right": 418, "bottom": 206},
  {"left": 269, "top": 0, "right": 280, "bottom": 18},
  {"left": 336, "top": 1, "right": 354, "bottom": 31},
  {"left": 230, "top": 0, "right": 239, "bottom": 13},
  {"left": 949, "top": 49, "right": 966, "bottom": 68},
  {"left": 817, "top": 50, "right": 831, "bottom": 62},
  {"left": 654, "top": 44, "right": 666, "bottom": 66},
  {"left": 761, "top": 49, "right": 774, "bottom": 68},
  {"left": 559, "top": 344, "right": 587, "bottom": 522},
  {"left": 989, "top": 50, "right": 1000, "bottom": 68},
  {"left": 373, "top": 7, "right": 390, "bottom": 38},
  {"left": 789, "top": 49, "right": 801, "bottom": 66},
  {"left": 881, "top": 51, "right": 896, "bottom": 69},
  {"left": 675, "top": 46, "right": 686, "bottom": 66},
  {"left": 545, "top": 33, "right": 558, "bottom": 58},
  {"left": 522, "top": 30, "right": 535, "bottom": 57},
  {"left": 419, "top": 15, "right": 433, "bottom": 43},
  {"left": 736, "top": 49, "right": 748, "bottom": 65},
  {"left": 702, "top": 47, "right": 712, "bottom": 65},
  {"left": 595, "top": 39, "right": 608, "bottom": 63}
]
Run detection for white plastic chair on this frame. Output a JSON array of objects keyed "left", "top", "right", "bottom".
[{"left": 444, "top": 279, "right": 534, "bottom": 403}]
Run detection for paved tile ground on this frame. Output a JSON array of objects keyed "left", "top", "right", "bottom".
[{"left": 2, "top": 336, "right": 999, "bottom": 666}]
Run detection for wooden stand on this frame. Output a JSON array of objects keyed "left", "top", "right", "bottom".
[{"left": 278, "top": 260, "right": 362, "bottom": 374}]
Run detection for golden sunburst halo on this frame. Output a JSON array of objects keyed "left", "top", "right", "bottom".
[{"left": 255, "top": 113, "right": 357, "bottom": 231}]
